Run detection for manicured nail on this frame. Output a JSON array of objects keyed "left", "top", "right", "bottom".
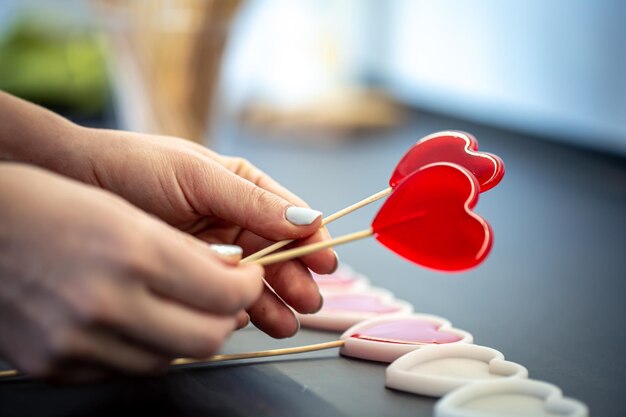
[
  {"left": 208, "top": 244, "right": 243, "bottom": 262},
  {"left": 285, "top": 207, "right": 322, "bottom": 226}
]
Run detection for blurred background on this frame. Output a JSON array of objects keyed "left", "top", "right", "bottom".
[{"left": 1, "top": 0, "right": 625, "bottom": 154}]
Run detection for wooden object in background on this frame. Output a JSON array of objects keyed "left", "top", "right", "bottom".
[{"left": 95, "top": 0, "right": 241, "bottom": 143}]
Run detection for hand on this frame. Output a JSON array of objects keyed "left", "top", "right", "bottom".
[
  {"left": 0, "top": 91, "right": 337, "bottom": 338},
  {"left": 0, "top": 163, "right": 264, "bottom": 382},
  {"left": 56, "top": 127, "right": 338, "bottom": 338}
]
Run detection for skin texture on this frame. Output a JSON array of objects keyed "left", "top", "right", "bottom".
[{"left": 0, "top": 91, "right": 337, "bottom": 382}]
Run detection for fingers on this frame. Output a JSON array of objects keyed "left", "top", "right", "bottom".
[
  {"left": 55, "top": 328, "right": 170, "bottom": 377},
  {"left": 232, "top": 231, "right": 328, "bottom": 340},
  {"left": 290, "top": 227, "right": 339, "bottom": 275},
  {"left": 144, "top": 226, "right": 264, "bottom": 315},
  {"left": 262, "top": 261, "right": 323, "bottom": 314},
  {"left": 117, "top": 290, "right": 238, "bottom": 358},
  {"left": 247, "top": 285, "right": 300, "bottom": 339}
]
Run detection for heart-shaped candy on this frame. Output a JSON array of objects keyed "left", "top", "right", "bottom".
[
  {"left": 390, "top": 131, "right": 505, "bottom": 192},
  {"left": 340, "top": 314, "right": 472, "bottom": 363},
  {"left": 298, "top": 288, "right": 413, "bottom": 332},
  {"left": 386, "top": 344, "right": 528, "bottom": 397},
  {"left": 373, "top": 163, "right": 493, "bottom": 272},
  {"left": 310, "top": 264, "right": 370, "bottom": 294},
  {"left": 435, "top": 379, "right": 588, "bottom": 417}
]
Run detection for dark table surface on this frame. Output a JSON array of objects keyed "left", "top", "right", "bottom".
[{"left": 1, "top": 110, "right": 625, "bottom": 417}]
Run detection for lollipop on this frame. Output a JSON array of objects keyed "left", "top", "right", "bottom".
[
  {"left": 247, "top": 162, "right": 493, "bottom": 272},
  {"left": 243, "top": 131, "right": 504, "bottom": 262}
]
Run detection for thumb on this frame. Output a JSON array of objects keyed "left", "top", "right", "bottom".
[{"left": 190, "top": 162, "right": 323, "bottom": 241}]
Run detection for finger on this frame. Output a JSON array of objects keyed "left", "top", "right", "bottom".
[
  {"left": 178, "top": 159, "right": 323, "bottom": 241},
  {"left": 290, "top": 227, "right": 339, "bottom": 275},
  {"left": 235, "top": 310, "right": 250, "bottom": 329},
  {"left": 262, "top": 260, "right": 323, "bottom": 314},
  {"left": 116, "top": 291, "right": 238, "bottom": 358},
  {"left": 247, "top": 285, "right": 299, "bottom": 339},
  {"left": 235, "top": 231, "right": 332, "bottom": 314},
  {"left": 146, "top": 227, "right": 264, "bottom": 315},
  {"left": 68, "top": 328, "right": 171, "bottom": 375}
]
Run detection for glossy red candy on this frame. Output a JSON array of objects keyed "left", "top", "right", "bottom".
[
  {"left": 389, "top": 131, "right": 505, "bottom": 192},
  {"left": 373, "top": 163, "right": 493, "bottom": 272}
]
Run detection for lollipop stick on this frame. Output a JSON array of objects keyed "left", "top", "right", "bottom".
[
  {"left": 242, "top": 187, "right": 392, "bottom": 262},
  {"left": 248, "top": 228, "right": 374, "bottom": 266},
  {"left": 173, "top": 340, "right": 345, "bottom": 365},
  {"left": 0, "top": 340, "right": 345, "bottom": 380},
  {"left": 0, "top": 369, "right": 17, "bottom": 378}
]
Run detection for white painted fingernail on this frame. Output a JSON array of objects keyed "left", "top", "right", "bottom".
[
  {"left": 209, "top": 244, "right": 243, "bottom": 261},
  {"left": 285, "top": 207, "right": 322, "bottom": 226}
]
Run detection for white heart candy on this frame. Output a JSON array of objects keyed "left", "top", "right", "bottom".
[
  {"left": 386, "top": 344, "right": 528, "bottom": 397},
  {"left": 435, "top": 379, "right": 588, "bottom": 417}
]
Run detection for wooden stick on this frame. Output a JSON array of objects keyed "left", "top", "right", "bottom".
[
  {"left": 242, "top": 187, "right": 392, "bottom": 263},
  {"left": 250, "top": 228, "right": 374, "bottom": 266},
  {"left": 172, "top": 340, "right": 345, "bottom": 366},
  {"left": 0, "top": 340, "right": 345, "bottom": 380},
  {"left": 0, "top": 369, "right": 18, "bottom": 379}
]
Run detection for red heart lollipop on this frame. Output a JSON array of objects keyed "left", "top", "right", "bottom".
[
  {"left": 389, "top": 131, "right": 505, "bottom": 192},
  {"left": 373, "top": 162, "right": 493, "bottom": 272}
]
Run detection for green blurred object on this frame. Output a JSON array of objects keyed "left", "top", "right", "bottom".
[{"left": 0, "top": 15, "right": 109, "bottom": 115}]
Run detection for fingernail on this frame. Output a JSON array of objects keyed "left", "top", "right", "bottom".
[
  {"left": 209, "top": 244, "right": 243, "bottom": 262},
  {"left": 285, "top": 207, "right": 322, "bottom": 226},
  {"left": 330, "top": 251, "right": 340, "bottom": 274}
]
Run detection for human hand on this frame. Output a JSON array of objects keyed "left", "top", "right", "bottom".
[
  {"left": 0, "top": 163, "right": 264, "bottom": 382},
  {"left": 52, "top": 127, "right": 338, "bottom": 338},
  {"left": 0, "top": 91, "right": 337, "bottom": 338}
]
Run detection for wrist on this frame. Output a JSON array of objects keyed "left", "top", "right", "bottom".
[{"left": 0, "top": 92, "right": 88, "bottom": 178}]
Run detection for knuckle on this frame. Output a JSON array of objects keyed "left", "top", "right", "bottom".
[
  {"left": 116, "top": 239, "right": 160, "bottom": 279},
  {"left": 247, "top": 186, "right": 283, "bottom": 219},
  {"left": 230, "top": 157, "right": 252, "bottom": 174}
]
